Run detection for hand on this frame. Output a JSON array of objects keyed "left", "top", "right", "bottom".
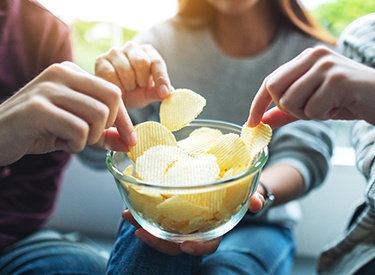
[
  {"left": 248, "top": 46, "right": 375, "bottom": 128},
  {"left": 122, "top": 210, "right": 222, "bottom": 256},
  {"left": 0, "top": 62, "right": 136, "bottom": 166},
  {"left": 248, "top": 191, "right": 265, "bottom": 213},
  {"left": 95, "top": 41, "right": 172, "bottom": 109}
]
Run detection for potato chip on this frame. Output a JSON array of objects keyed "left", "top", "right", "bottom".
[
  {"left": 177, "top": 127, "right": 223, "bottom": 153},
  {"left": 126, "top": 185, "right": 165, "bottom": 221},
  {"left": 223, "top": 174, "right": 254, "bottom": 214},
  {"left": 129, "top": 121, "right": 177, "bottom": 162},
  {"left": 123, "top": 164, "right": 134, "bottom": 177},
  {"left": 157, "top": 195, "right": 208, "bottom": 222},
  {"left": 136, "top": 145, "right": 187, "bottom": 183},
  {"left": 160, "top": 89, "right": 206, "bottom": 131},
  {"left": 240, "top": 122, "right": 272, "bottom": 164},
  {"left": 163, "top": 153, "right": 220, "bottom": 185},
  {"left": 181, "top": 188, "right": 226, "bottom": 220},
  {"left": 207, "top": 133, "right": 251, "bottom": 173}
]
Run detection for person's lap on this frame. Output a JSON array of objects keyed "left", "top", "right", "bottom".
[
  {"left": 107, "top": 219, "right": 294, "bottom": 275},
  {"left": 0, "top": 229, "right": 107, "bottom": 275},
  {"left": 106, "top": 220, "right": 198, "bottom": 275},
  {"left": 196, "top": 222, "right": 295, "bottom": 275}
]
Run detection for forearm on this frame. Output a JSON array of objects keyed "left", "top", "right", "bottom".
[{"left": 260, "top": 163, "right": 304, "bottom": 206}]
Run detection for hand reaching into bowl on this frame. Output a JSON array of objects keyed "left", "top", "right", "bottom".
[
  {"left": 248, "top": 46, "right": 375, "bottom": 129},
  {"left": 0, "top": 62, "right": 136, "bottom": 166}
]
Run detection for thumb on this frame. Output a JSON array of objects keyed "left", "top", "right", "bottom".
[{"left": 262, "top": 107, "right": 298, "bottom": 129}]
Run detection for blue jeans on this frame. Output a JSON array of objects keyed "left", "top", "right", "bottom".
[
  {"left": 107, "top": 219, "right": 295, "bottom": 275},
  {"left": 0, "top": 230, "right": 107, "bottom": 275}
]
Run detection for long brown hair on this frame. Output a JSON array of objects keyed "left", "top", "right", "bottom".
[{"left": 174, "top": 0, "right": 336, "bottom": 45}]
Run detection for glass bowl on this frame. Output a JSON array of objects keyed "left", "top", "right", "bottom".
[{"left": 106, "top": 119, "right": 269, "bottom": 242}]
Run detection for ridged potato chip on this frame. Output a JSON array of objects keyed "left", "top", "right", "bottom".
[
  {"left": 136, "top": 145, "right": 187, "bottom": 183},
  {"left": 136, "top": 145, "right": 220, "bottom": 185},
  {"left": 240, "top": 122, "right": 272, "bottom": 164},
  {"left": 177, "top": 127, "right": 223, "bottom": 153},
  {"left": 126, "top": 185, "right": 164, "bottom": 221},
  {"left": 160, "top": 89, "right": 206, "bottom": 131},
  {"left": 207, "top": 133, "right": 251, "bottom": 173},
  {"left": 181, "top": 188, "right": 227, "bottom": 220},
  {"left": 163, "top": 153, "right": 220, "bottom": 185},
  {"left": 129, "top": 121, "right": 177, "bottom": 162},
  {"left": 157, "top": 195, "right": 208, "bottom": 222}
]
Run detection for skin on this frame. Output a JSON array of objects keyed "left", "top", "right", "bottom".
[
  {"left": 248, "top": 46, "right": 375, "bottom": 128},
  {"left": 96, "top": 0, "right": 304, "bottom": 256},
  {"left": 0, "top": 62, "right": 138, "bottom": 166}
]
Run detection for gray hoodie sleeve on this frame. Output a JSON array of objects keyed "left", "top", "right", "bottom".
[{"left": 267, "top": 120, "right": 334, "bottom": 195}]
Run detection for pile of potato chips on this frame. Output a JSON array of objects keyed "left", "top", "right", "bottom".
[{"left": 121, "top": 88, "right": 272, "bottom": 235}]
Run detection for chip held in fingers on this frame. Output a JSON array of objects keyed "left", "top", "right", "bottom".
[
  {"left": 128, "top": 121, "right": 177, "bottom": 162},
  {"left": 240, "top": 122, "right": 272, "bottom": 164},
  {"left": 160, "top": 88, "right": 206, "bottom": 131}
]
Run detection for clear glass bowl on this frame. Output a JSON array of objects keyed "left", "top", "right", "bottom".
[{"left": 106, "top": 119, "right": 269, "bottom": 242}]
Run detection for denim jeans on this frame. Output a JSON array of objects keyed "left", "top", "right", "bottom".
[
  {"left": 107, "top": 219, "right": 295, "bottom": 275},
  {"left": 0, "top": 230, "right": 107, "bottom": 275}
]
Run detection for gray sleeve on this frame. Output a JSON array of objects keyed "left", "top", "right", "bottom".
[
  {"left": 267, "top": 120, "right": 334, "bottom": 195},
  {"left": 352, "top": 121, "right": 375, "bottom": 182},
  {"left": 352, "top": 121, "right": 375, "bottom": 208},
  {"left": 337, "top": 12, "right": 375, "bottom": 68}
]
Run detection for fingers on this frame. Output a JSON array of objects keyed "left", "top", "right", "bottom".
[
  {"left": 31, "top": 98, "right": 90, "bottom": 153},
  {"left": 247, "top": 81, "right": 273, "bottom": 127},
  {"left": 95, "top": 42, "right": 171, "bottom": 109},
  {"left": 95, "top": 102, "right": 137, "bottom": 151},
  {"left": 249, "top": 47, "right": 329, "bottom": 127},
  {"left": 248, "top": 192, "right": 265, "bottom": 213},
  {"left": 261, "top": 107, "right": 298, "bottom": 129},
  {"left": 141, "top": 44, "right": 171, "bottom": 98},
  {"left": 44, "top": 63, "right": 123, "bottom": 129},
  {"left": 247, "top": 49, "right": 310, "bottom": 127},
  {"left": 180, "top": 237, "right": 221, "bottom": 256},
  {"left": 36, "top": 63, "right": 136, "bottom": 150}
]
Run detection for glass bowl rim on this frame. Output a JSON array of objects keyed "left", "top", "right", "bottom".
[{"left": 106, "top": 119, "right": 269, "bottom": 189}]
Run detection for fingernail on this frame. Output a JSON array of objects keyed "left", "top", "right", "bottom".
[
  {"left": 158, "top": 84, "right": 170, "bottom": 98},
  {"left": 182, "top": 246, "right": 195, "bottom": 255},
  {"left": 128, "top": 131, "right": 137, "bottom": 146},
  {"left": 247, "top": 116, "right": 253, "bottom": 127}
]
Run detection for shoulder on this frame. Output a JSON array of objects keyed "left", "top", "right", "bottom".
[
  {"left": 337, "top": 13, "right": 375, "bottom": 67},
  {"left": 21, "top": 0, "right": 70, "bottom": 33}
]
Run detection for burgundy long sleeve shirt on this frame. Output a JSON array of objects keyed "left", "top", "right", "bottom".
[{"left": 0, "top": 0, "right": 72, "bottom": 251}]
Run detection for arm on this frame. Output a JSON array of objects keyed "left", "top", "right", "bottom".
[
  {"left": 260, "top": 120, "right": 333, "bottom": 208},
  {"left": 248, "top": 46, "right": 375, "bottom": 129},
  {"left": 0, "top": 62, "right": 136, "bottom": 166}
]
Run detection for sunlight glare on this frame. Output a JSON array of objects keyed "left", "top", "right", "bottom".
[{"left": 38, "top": 0, "right": 178, "bottom": 31}]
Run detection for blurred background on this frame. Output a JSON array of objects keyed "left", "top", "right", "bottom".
[{"left": 38, "top": 0, "right": 375, "bottom": 75}]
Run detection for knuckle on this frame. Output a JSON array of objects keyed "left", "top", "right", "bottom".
[
  {"left": 132, "top": 57, "right": 151, "bottom": 71},
  {"left": 44, "top": 63, "right": 69, "bottom": 77}
]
